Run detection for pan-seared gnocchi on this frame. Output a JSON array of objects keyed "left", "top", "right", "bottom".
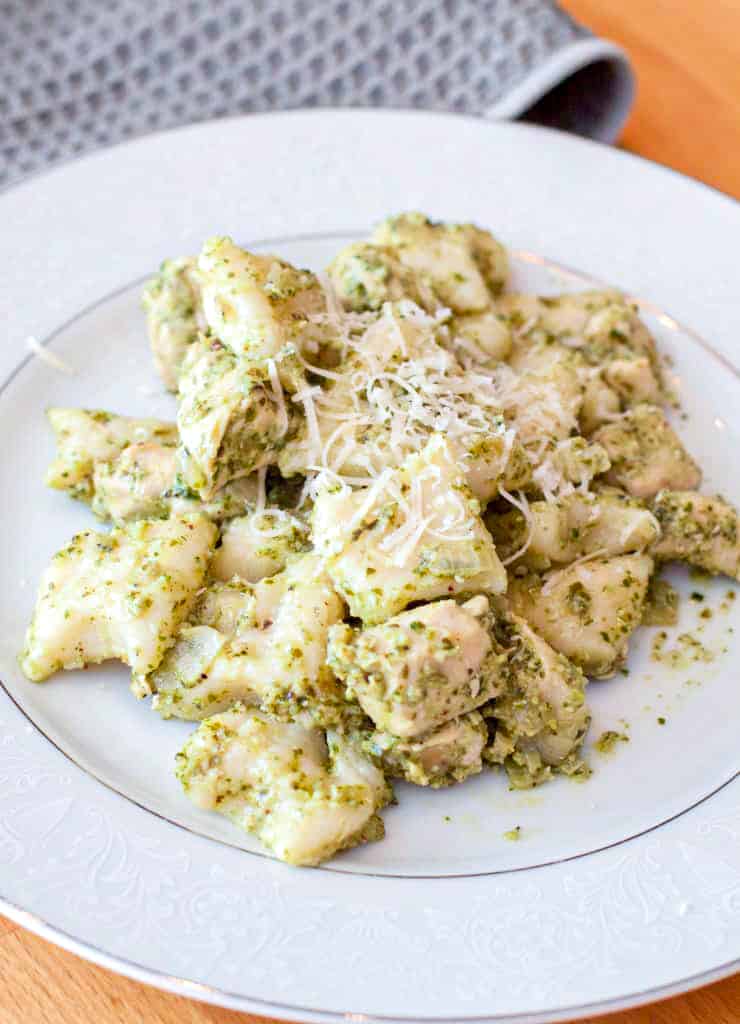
[
  {"left": 484, "top": 613, "right": 590, "bottom": 788},
  {"left": 142, "top": 257, "right": 205, "bottom": 391},
  {"left": 593, "top": 404, "right": 701, "bottom": 499},
  {"left": 22, "top": 213, "right": 738, "bottom": 866},
  {"left": 21, "top": 514, "right": 217, "bottom": 690},
  {"left": 507, "top": 554, "right": 653, "bottom": 678},
  {"left": 176, "top": 704, "right": 391, "bottom": 866},
  {"left": 313, "top": 435, "right": 506, "bottom": 624},
  {"left": 327, "top": 595, "right": 500, "bottom": 737},
  {"left": 151, "top": 554, "right": 346, "bottom": 722},
  {"left": 368, "top": 711, "right": 488, "bottom": 788},
  {"left": 46, "top": 407, "right": 178, "bottom": 502}
]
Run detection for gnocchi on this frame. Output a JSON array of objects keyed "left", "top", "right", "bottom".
[{"left": 22, "top": 212, "right": 739, "bottom": 866}]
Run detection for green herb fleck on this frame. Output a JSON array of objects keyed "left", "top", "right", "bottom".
[{"left": 595, "top": 730, "right": 629, "bottom": 755}]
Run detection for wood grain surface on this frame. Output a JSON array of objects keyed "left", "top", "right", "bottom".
[
  {"left": 563, "top": 0, "right": 740, "bottom": 200},
  {"left": 3, "top": 2, "right": 739, "bottom": 1022}
]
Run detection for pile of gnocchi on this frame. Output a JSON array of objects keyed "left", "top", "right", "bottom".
[{"left": 20, "top": 213, "right": 740, "bottom": 866}]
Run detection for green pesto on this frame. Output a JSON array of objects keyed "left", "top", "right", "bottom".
[
  {"left": 142, "top": 257, "right": 202, "bottom": 390},
  {"left": 365, "top": 711, "right": 487, "bottom": 788},
  {"left": 594, "top": 730, "right": 629, "bottom": 755},
  {"left": 175, "top": 703, "right": 392, "bottom": 866},
  {"left": 651, "top": 630, "right": 715, "bottom": 669},
  {"left": 642, "top": 577, "right": 679, "bottom": 627},
  {"left": 652, "top": 491, "right": 740, "bottom": 580},
  {"left": 483, "top": 615, "right": 590, "bottom": 790}
]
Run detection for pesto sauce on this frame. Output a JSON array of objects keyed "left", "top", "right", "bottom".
[{"left": 594, "top": 730, "right": 629, "bottom": 755}]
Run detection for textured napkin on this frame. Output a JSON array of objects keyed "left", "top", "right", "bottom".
[{"left": 0, "top": 0, "right": 634, "bottom": 189}]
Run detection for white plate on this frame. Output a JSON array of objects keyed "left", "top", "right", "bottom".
[{"left": 1, "top": 110, "right": 739, "bottom": 1022}]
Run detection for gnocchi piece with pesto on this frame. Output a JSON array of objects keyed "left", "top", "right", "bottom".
[
  {"left": 142, "top": 257, "right": 205, "bottom": 391},
  {"left": 176, "top": 338, "right": 299, "bottom": 498},
  {"left": 328, "top": 241, "right": 424, "bottom": 312},
  {"left": 197, "top": 236, "right": 331, "bottom": 362},
  {"left": 328, "top": 595, "right": 500, "bottom": 738},
  {"left": 499, "top": 290, "right": 660, "bottom": 378},
  {"left": 313, "top": 435, "right": 506, "bottom": 624},
  {"left": 368, "top": 711, "right": 488, "bottom": 788},
  {"left": 22, "top": 211, "right": 740, "bottom": 867},
  {"left": 20, "top": 514, "right": 217, "bottom": 689},
  {"left": 176, "top": 704, "right": 391, "bottom": 866},
  {"left": 593, "top": 404, "right": 701, "bottom": 499},
  {"left": 90, "top": 442, "right": 259, "bottom": 524},
  {"left": 488, "top": 489, "right": 659, "bottom": 570},
  {"left": 651, "top": 490, "right": 740, "bottom": 580},
  {"left": 484, "top": 614, "right": 590, "bottom": 788},
  {"left": 330, "top": 212, "right": 508, "bottom": 317},
  {"left": 372, "top": 213, "right": 509, "bottom": 308},
  {"left": 210, "top": 507, "right": 310, "bottom": 582},
  {"left": 507, "top": 554, "right": 654, "bottom": 678},
  {"left": 46, "top": 407, "right": 178, "bottom": 502},
  {"left": 152, "top": 554, "right": 346, "bottom": 722}
]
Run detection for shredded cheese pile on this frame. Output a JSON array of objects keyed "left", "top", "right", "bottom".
[
  {"left": 317, "top": 458, "right": 483, "bottom": 566},
  {"left": 297, "top": 299, "right": 517, "bottom": 478},
  {"left": 289, "top": 284, "right": 585, "bottom": 503}
]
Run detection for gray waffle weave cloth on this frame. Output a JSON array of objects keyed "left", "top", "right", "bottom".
[{"left": 0, "top": 0, "right": 634, "bottom": 189}]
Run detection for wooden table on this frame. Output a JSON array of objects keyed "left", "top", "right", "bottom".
[{"left": 3, "top": 2, "right": 740, "bottom": 1021}]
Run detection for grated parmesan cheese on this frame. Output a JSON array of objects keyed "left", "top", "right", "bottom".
[
  {"left": 266, "top": 358, "right": 289, "bottom": 437},
  {"left": 294, "top": 384, "right": 324, "bottom": 464},
  {"left": 287, "top": 301, "right": 531, "bottom": 486},
  {"left": 333, "top": 449, "right": 479, "bottom": 567},
  {"left": 498, "top": 487, "right": 535, "bottom": 565},
  {"left": 25, "top": 336, "right": 75, "bottom": 375}
]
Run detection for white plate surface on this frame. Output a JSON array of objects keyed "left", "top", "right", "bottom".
[{"left": 1, "top": 110, "right": 739, "bottom": 1022}]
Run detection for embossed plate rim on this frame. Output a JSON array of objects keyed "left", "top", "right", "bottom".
[{"left": 1, "top": 891, "right": 740, "bottom": 1023}]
